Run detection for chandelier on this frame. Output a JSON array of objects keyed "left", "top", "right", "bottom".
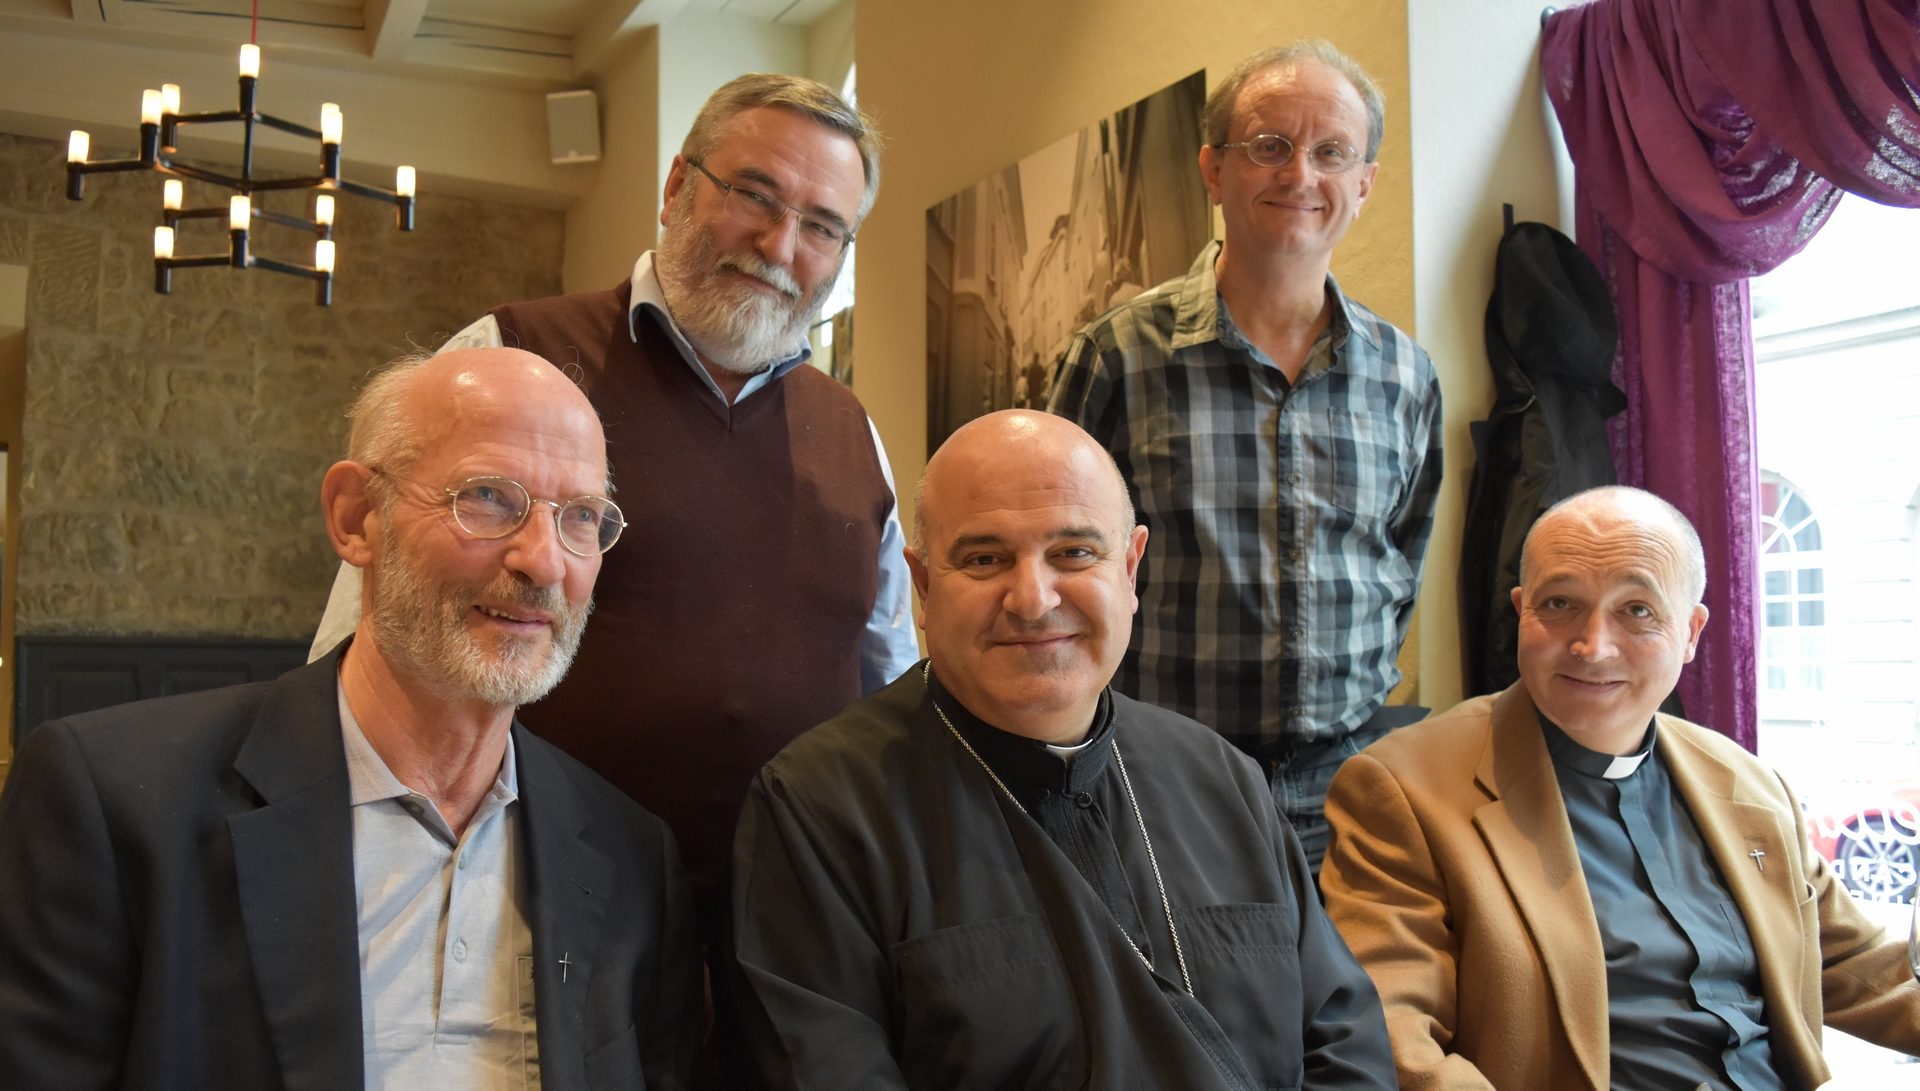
[{"left": 62, "top": 26, "right": 415, "bottom": 307}]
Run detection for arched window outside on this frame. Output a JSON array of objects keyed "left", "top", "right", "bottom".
[{"left": 1758, "top": 472, "right": 1828, "bottom": 710}]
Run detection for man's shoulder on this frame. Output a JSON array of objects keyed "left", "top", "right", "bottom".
[
  {"left": 1334, "top": 287, "right": 1437, "bottom": 377},
  {"left": 515, "top": 727, "right": 675, "bottom": 845},
  {"left": 1355, "top": 695, "right": 1497, "bottom": 776},
  {"left": 1110, "top": 692, "right": 1270, "bottom": 789},
  {"left": 1658, "top": 714, "right": 1785, "bottom": 792},
  {"left": 489, "top": 285, "right": 630, "bottom": 346},
  {"left": 1073, "top": 269, "right": 1194, "bottom": 355},
  {"left": 10, "top": 662, "right": 335, "bottom": 808},
  {"left": 763, "top": 671, "right": 922, "bottom": 787}
]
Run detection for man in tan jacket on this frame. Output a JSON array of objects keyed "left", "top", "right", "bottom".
[{"left": 1323, "top": 486, "right": 1920, "bottom": 1089}]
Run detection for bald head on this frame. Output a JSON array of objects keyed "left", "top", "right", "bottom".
[
  {"left": 914, "top": 410, "right": 1135, "bottom": 556},
  {"left": 349, "top": 347, "right": 607, "bottom": 498},
  {"left": 1520, "top": 486, "right": 1706, "bottom": 605},
  {"left": 906, "top": 410, "right": 1146, "bottom": 742}
]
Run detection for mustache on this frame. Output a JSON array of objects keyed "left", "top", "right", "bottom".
[
  {"left": 483, "top": 573, "right": 574, "bottom": 620},
  {"left": 715, "top": 253, "right": 803, "bottom": 300}
]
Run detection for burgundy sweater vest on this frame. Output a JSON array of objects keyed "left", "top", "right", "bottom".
[{"left": 493, "top": 283, "right": 892, "bottom": 909}]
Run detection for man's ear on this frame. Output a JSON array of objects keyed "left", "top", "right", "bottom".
[
  {"left": 904, "top": 545, "right": 930, "bottom": 631},
  {"left": 1197, "top": 144, "right": 1224, "bottom": 206},
  {"left": 1124, "top": 524, "right": 1149, "bottom": 614},
  {"left": 660, "top": 155, "right": 691, "bottom": 228},
  {"left": 1681, "top": 603, "right": 1710, "bottom": 663},
  {"left": 322, "top": 461, "right": 378, "bottom": 569}
]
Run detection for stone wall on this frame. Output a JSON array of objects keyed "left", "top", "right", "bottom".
[{"left": 0, "top": 131, "right": 566, "bottom": 638}]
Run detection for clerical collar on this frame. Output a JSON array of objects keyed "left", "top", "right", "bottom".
[
  {"left": 924, "top": 665, "right": 1115, "bottom": 802},
  {"left": 1540, "top": 712, "right": 1658, "bottom": 780}
]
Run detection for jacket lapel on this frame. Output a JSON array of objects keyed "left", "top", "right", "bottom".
[
  {"left": 516, "top": 727, "right": 613, "bottom": 1084},
  {"left": 1470, "top": 686, "right": 1609, "bottom": 1091},
  {"left": 227, "top": 652, "right": 364, "bottom": 1091},
  {"left": 1657, "top": 721, "right": 1804, "bottom": 1036}
]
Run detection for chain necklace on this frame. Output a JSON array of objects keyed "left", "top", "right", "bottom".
[{"left": 922, "top": 663, "right": 1195, "bottom": 996}]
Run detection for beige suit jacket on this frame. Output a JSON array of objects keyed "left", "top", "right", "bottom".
[{"left": 1321, "top": 685, "right": 1920, "bottom": 1090}]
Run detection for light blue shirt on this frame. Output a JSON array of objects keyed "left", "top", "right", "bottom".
[
  {"left": 339, "top": 686, "right": 538, "bottom": 1090},
  {"left": 309, "top": 251, "right": 920, "bottom": 692}
]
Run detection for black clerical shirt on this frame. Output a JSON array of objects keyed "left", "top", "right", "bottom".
[
  {"left": 1543, "top": 715, "right": 1782, "bottom": 1090},
  {"left": 729, "top": 664, "right": 1395, "bottom": 1090}
]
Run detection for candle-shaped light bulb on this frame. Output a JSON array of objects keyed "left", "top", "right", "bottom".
[
  {"left": 141, "top": 89, "right": 163, "bottom": 127},
  {"left": 154, "top": 226, "right": 174, "bottom": 260},
  {"left": 68, "top": 130, "right": 89, "bottom": 163},
  {"left": 320, "top": 103, "right": 342, "bottom": 145},
  {"left": 314, "top": 193, "right": 334, "bottom": 226},
  {"left": 163, "top": 178, "right": 183, "bottom": 211},
  {"left": 229, "top": 194, "right": 251, "bottom": 231},
  {"left": 315, "top": 239, "right": 336, "bottom": 273},
  {"left": 161, "top": 84, "right": 181, "bottom": 116},
  {"left": 239, "top": 43, "right": 260, "bottom": 78},
  {"left": 395, "top": 165, "right": 416, "bottom": 198}
]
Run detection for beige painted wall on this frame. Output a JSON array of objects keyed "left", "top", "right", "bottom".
[
  {"left": 563, "top": 14, "right": 810, "bottom": 293},
  {"left": 852, "top": 0, "right": 1422, "bottom": 688},
  {"left": 564, "top": 31, "right": 663, "bottom": 292},
  {"left": 1408, "top": 0, "right": 1569, "bottom": 710}
]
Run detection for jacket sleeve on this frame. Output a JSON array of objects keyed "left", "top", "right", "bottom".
[
  {"left": 1280, "top": 812, "right": 1401, "bottom": 1089},
  {"left": 1389, "top": 357, "right": 1444, "bottom": 640},
  {"left": 727, "top": 768, "right": 910, "bottom": 1090},
  {"left": 1322, "top": 752, "right": 1497, "bottom": 1091},
  {"left": 0, "top": 722, "right": 136, "bottom": 1089},
  {"left": 1779, "top": 772, "right": 1920, "bottom": 1053},
  {"left": 638, "top": 827, "right": 705, "bottom": 1091}
]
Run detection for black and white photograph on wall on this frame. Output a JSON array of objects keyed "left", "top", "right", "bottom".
[{"left": 923, "top": 71, "right": 1212, "bottom": 458}]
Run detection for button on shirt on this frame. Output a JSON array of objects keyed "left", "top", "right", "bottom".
[
  {"left": 339, "top": 688, "right": 539, "bottom": 1089},
  {"left": 1542, "top": 715, "right": 1781, "bottom": 1091},
  {"left": 1049, "top": 242, "right": 1442, "bottom": 754}
]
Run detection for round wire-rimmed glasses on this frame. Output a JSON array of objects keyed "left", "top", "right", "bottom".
[
  {"left": 374, "top": 468, "right": 624, "bottom": 557},
  {"left": 1212, "top": 133, "right": 1365, "bottom": 174}
]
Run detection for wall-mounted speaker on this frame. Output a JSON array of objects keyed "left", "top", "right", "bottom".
[{"left": 546, "top": 89, "right": 601, "bottom": 165}]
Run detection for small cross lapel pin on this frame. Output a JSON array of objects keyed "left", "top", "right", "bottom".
[
  {"left": 559, "top": 952, "right": 573, "bottom": 983},
  {"left": 1748, "top": 849, "right": 1767, "bottom": 873}
]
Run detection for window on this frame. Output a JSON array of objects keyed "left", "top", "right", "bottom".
[
  {"left": 1756, "top": 472, "right": 1827, "bottom": 709},
  {"left": 1750, "top": 195, "right": 1920, "bottom": 1079}
]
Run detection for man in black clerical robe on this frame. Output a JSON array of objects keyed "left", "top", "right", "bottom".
[{"left": 729, "top": 410, "right": 1394, "bottom": 1089}]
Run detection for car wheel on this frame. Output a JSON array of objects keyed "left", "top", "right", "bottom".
[{"left": 1836, "top": 816, "right": 1920, "bottom": 904}]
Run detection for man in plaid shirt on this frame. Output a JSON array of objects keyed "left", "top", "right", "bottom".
[{"left": 1049, "top": 40, "right": 1442, "bottom": 871}]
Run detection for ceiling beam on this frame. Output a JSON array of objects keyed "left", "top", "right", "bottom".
[
  {"left": 364, "top": 0, "right": 428, "bottom": 61},
  {"left": 572, "top": 0, "right": 693, "bottom": 79}
]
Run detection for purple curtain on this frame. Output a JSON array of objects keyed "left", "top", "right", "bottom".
[{"left": 1540, "top": 0, "right": 1920, "bottom": 749}]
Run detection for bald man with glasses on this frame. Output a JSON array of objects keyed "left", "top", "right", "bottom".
[{"left": 0, "top": 349, "right": 701, "bottom": 1090}]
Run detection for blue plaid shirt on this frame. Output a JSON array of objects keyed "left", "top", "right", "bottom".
[{"left": 1049, "top": 242, "right": 1442, "bottom": 755}]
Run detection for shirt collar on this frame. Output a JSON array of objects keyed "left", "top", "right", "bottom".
[
  {"left": 1539, "top": 711, "right": 1658, "bottom": 781},
  {"left": 924, "top": 664, "right": 1116, "bottom": 803},
  {"left": 1171, "top": 240, "right": 1378, "bottom": 363},
  {"left": 625, "top": 251, "right": 813, "bottom": 402}
]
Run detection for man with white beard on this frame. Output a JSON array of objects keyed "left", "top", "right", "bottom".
[
  {"left": 306, "top": 74, "right": 914, "bottom": 921},
  {"left": 0, "top": 348, "right": 702, "bottom": 1090}
]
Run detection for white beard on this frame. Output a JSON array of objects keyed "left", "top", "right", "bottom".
[{"left": 654, "top": 187, "right": 840, "bottom": 373}]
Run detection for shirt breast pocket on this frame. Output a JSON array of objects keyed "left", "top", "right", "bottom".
[
  {"left": 1176, "top": 902, "right": 1305, "bottom": 1088},
  {"left": 890, "top": 914, "right": 1083, "bottom": 1089},
  {"left": 1323, "top": 406, "right": 1409, "bottom": 526}
]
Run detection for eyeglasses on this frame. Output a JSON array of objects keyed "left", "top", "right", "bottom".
[
  {"left": 1213, "top": 133, "right": 1365, "bottom": 174},
  {"left": 686, "top": 159, "right": 856, "bottom": 256},
  {"left": 373, "top": 469, "right": 625, "bottom": 557}
]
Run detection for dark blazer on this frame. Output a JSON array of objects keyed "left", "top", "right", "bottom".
[{"left": 0, "top": 650, "right": 701, "bottom": 1091}]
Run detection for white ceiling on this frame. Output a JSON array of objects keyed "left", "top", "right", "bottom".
[{"left": 1, "top": 0, "right": 843, "bottom": 87}]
